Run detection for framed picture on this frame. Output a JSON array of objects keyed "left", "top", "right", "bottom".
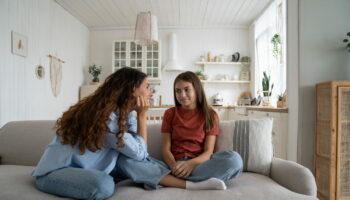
[{"left": 11, "top": 31, "right": 27, "bottom": 57}]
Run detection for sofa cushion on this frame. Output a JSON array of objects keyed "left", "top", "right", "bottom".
[
  {"left": 215, "top": 118, "right": 273, "bottom": 175},
  {"left": 0, "top": 165, "right": 71, "bottom": 200},
  {"left": 112, "top": 173, "right": 317, "bottom": 200}
]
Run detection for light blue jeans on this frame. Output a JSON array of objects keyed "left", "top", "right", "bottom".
[
  {"left": 179, "top": 150, "right": 243, "bottom": 182},
  {"left": 35, "top": 168, "right": 115, "bottom": 200},
  {"left": 116, "top": 150, "right": 243, "bottom": 189},
  {"left": 115, "top": 155, "right": 171, "bottom": 189}
]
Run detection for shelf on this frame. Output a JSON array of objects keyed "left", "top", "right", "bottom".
[
  {"left": 195, "top": 61, "right": 246, "bottom": 65},
  {"left": 200, "top": 80, "right": 250, "bottom": 84}
]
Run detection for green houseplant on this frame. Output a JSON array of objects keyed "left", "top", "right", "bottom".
[
  {"left": 271, "top": 34, "right": 281, "bottom": 58},
  {"left": 262, "top": 71, "right": 274, "bottom": 106},
  {"left": 194, "top": 70, "right": 205, "bottom": 80},
  {"left": 89, "top": 64, "right": 102, "bottom": 83},
  {"left": 343, "top": 32, "right": 350, "bottom": 52}
]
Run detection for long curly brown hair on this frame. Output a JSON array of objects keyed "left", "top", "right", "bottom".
[
  {"left": 56, "top": 67, "right": 147, "bottom": 154},
  {"left": 173, "top": 71, "right": 216, "bottom": 131}
]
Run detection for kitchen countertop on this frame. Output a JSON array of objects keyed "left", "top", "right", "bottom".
[{"left": 150, "top": 105, "right": 288, "bottom": 113}]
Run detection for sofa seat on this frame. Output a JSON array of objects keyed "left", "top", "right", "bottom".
[
  {"left": 0, "top": 164, "right": 315, "bottom": 200},
  {"left": 114, "top": 173, "right": 316, "bottom": 200},
  {"left": 0, "top": 165, "right": 70, "bottom": 200}
]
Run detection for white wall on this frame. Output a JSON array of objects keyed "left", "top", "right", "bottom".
[
  {"left": 0, "top": 0, "right": 90, "bottom": 127},
  {"left": 298, "top": 0, "right": 350, "bottom": 170},
  {"left": 90, "top": 28, "right": 250, "bottom": 105}
]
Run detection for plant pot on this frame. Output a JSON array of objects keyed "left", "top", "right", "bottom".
[
  {"left": 197, "top": 75, "right": 205, "bottom": 80},
  {"left": 262, "top": 96, "right": 271, "bottom": 106},
  {"left": 92, "top": 77, "right": 99, "bottom": 83},
  {"left": 277, "top": 101, "right": 284, "bottom": 108}
]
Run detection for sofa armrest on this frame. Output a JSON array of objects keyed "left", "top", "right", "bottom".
[{"left": 270, "top": 157, "right": 317, "bottom": 196}]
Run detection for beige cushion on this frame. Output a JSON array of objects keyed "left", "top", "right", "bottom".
[{"left": 215, "top": 118, "right": 273, "bottom": 175}]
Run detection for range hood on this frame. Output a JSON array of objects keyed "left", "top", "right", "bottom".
[{"left": 164, "top": 33, "right": 185, "bottom": 71}]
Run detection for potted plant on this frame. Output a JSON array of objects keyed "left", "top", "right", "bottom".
[
  {"left": 262, "top": 71, "right": 274, "bottom": 106},
  {"left": 271, "top": 34, "right": 281, "bottom": 58},
  {"left": 194, "top": 70, "right": 205, "bottom": 80},
  {"left": 343, "top": 32, "right": 350, "bottom": 52},
  {"left": 88, "top": 64, "right": 102, "bottom": 84}
]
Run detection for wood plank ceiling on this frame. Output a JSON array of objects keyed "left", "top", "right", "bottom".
[{"left": 55, "top": 0, "right": 272, "bottom": 30}]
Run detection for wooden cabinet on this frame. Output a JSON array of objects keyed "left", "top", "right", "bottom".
[
  {"left": 315, "top": 81, "right": 350, "bottom": 200},
  {"left": 79, "top": 84, "right": 100, "bottom": 100},
  {"left": 113, "top": 41, "right": 161, "bottom": 82}
]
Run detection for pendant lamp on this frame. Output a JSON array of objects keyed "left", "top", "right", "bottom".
[{"left": 134, "top": 12, "right": 158, "bottom": 46}]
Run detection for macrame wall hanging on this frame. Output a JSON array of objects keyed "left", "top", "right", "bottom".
[{"left": 48, "top": 54, "right": 65, "bottom": 97}]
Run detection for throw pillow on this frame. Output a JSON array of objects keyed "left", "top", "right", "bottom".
[{"left": 215, "top": 118, "right": 273, "bottom": 175}]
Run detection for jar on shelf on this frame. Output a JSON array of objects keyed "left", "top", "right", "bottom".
[{"left": 207, "top": 52, "right": 212, "bottom": 62}]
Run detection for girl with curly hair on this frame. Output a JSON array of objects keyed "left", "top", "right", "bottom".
[{"left": 32, "top": 67, "right": 226, "bottom": 200}]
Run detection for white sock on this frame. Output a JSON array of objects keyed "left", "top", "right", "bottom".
[{"left": 186, "top": 178, "right": 227, "bottom": 190}]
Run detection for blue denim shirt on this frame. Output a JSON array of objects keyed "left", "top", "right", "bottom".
[{"left": 32, "top": 111, "right": 148, "bottom": 177}]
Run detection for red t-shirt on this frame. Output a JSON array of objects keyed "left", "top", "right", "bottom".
[{"left": 161, "top": 106, "right": 219, "bottom": 160}]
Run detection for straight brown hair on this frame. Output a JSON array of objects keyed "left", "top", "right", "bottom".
[{"left": 173, "top": 71, "right": 217, "bottom": 131}]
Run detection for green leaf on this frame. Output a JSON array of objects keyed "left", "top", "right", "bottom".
[
  {"left": 344, "top": 39, "right": 349, "bottom": 43},
  {"left": 347, "top": 32, "right": 350, "bottom": 37}
]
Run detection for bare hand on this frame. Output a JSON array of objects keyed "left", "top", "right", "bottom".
[
  {"left": 171, "top": 161, "right": 196, "bottom": 178},
  {"left": 135, "top": 96, "right": 150, "bottom": 116}
]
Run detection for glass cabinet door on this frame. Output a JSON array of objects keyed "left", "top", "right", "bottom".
[
  {"left": 113, "top": 40, "right": 161, "bottom": 81},
  {"left": 145, "top": 43, "right": 159, "bottom": 79}
]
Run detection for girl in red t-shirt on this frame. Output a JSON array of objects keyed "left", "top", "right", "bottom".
[{"left": 161, "top": 71, "right": 243, "bottom": 189}]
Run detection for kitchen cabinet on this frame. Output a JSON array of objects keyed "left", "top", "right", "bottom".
[
  {"left": 227, "top": 108, "right": 288, "bottom": 159},
  {"left": 245, "top": 110, "right": 288, "bottom": 159},
  {"left": 113, "top": 41, "right": 161, "bottom": 82},
  {"left": 214, "top": 108, "right": 229, "bottom": 120}
]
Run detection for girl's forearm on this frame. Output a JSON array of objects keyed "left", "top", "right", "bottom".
[
  {"left": 137, "top": 113, "right": 147, "bottom": 142},
  {"left": 187, "top": 151, "right": 212, "bottom": 166},
  {"left": 162, "top": 150, "right": 177, "bottom": 169}
]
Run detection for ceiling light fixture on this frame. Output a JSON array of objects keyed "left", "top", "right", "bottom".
[{"left": 134, "top": 12, "right": 158, "bottom": 46}]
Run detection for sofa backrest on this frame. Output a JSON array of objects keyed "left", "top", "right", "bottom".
[
  {"left": 0, "top": 120, "right": 164, "bottom": 166},
  {"left": 0, "top": 120, "right": 56, "bottom": 166},
  {"left": 0, "top": 119, "right": 274, "bottom": 176}
]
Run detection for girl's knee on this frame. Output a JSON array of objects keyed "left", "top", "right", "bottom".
[
  {"left": 91, "top": 174, "right": 115, "bottom": 199},
  {"left": 219, "top": 151, "right": 243, "bottom": 170}
]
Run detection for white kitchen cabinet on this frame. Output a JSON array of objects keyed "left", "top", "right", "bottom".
[
  {"left": 214, "top": 108, "right": 229, "bottom": 120},
  {"left": 227, "top": 108, "right": 288, "bottom": 159},
  {"left": 113, "top": 41, "right": 161, "bottom": 82},
  {"left": 245, "top": 110, "right": 288, "bottom": 159}
]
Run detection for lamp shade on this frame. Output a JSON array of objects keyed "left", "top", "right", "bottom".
[{"left": 134, "top": 12, "right": 158, "bottom": 46}]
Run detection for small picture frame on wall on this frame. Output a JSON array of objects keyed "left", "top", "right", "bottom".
[{"left": 11, "top": 31, "right": 27, "bottom": 57}]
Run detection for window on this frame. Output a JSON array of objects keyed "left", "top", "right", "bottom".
[{"left": 254, "top": 0, "right": 286, "bottom": 99}]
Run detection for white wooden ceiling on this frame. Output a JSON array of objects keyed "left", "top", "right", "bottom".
[{"left": 55, "top": 0, "right": 272, "bottom": 30}]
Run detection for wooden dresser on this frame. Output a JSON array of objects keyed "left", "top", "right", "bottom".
[{"left": 315, "top": 81, "right": 350, "bottom": 200}]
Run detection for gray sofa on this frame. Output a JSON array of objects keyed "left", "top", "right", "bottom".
[{"left": 0, "top": 120, "right": 318, "bottom": 200}]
